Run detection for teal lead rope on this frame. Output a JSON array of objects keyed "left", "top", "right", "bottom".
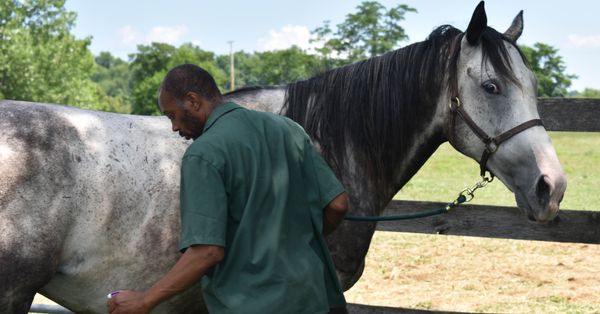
[{"left": 344, "top": 175, "right": 493, "bottom": 222}]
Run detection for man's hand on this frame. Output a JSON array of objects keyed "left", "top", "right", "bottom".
[
  {"left": 107, "top": 290, "right": 151, "bottom": 314},
  {"left": 106, "top": 245, "right": 224, "bottom": 314}
]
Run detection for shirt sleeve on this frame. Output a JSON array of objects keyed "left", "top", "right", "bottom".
[
  {"left": 305, "top": 139, "right": 346, "bottom": 210},
  {"left": 179, "top": 155, "right": 228, "bottom": 252}
]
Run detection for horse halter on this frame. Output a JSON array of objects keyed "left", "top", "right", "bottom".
[{"left": 447, "top": 96, "right": 544, "bottom": 179}]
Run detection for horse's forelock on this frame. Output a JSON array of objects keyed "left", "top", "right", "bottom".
[{"left": 480, "top": 27, "right": 529, "bottom": 87}]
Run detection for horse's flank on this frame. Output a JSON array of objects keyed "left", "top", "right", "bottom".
[{"left": 0, "top": 101, "right": 205, "bottom": 313}]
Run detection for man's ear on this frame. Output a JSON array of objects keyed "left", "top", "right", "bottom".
[{"left": 185, "top": 92, "right": 202, "bottom": 111}]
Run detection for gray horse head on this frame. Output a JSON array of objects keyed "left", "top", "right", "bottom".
[{"left": 447, "top": 2, "right": 567, "bottom": 223}]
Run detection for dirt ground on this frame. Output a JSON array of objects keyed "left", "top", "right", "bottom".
[{"left": 344, "top": 231, "right": 600, "bottom": 313}]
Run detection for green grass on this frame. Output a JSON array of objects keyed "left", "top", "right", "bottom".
[
  {"left": 475, "top": 296, "right": 600, "bottom": 314},
  {"left": 393, "top": 131, "right": 600, "bottom": 211}
]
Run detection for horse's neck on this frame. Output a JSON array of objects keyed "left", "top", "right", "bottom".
[{"left": 382, "top": 96, "right": 448, "bottom": 207}]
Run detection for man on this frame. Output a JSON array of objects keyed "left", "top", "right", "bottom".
[{"left": 107, "top": 64, "right": 349, "bottom": 314}]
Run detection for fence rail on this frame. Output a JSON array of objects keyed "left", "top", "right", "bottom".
[
  {"left": 538, "top": 98, "right": 600, "bottom": 131},
  {"left": 380, "top": 200, "right": 600, "bottom": 244},
  {"left": 29, "top": 304, "right": 73, "bottom": 314}
]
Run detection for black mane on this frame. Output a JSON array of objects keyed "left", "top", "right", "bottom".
[{"left": 282, "top": 25, "right": 526, "bottom": 190}]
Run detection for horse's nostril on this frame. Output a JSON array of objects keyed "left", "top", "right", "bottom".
[{"left": 535, "top": 175, "right": 551, "bottom": 207}]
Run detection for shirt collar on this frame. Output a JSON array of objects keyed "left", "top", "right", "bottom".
[{"left": 203, "top": 102, "right": 243, "bottom": 133}]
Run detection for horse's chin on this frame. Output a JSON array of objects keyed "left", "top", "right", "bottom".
[{"left": 515, "top": 192, "right": 559, "bottom": 224}]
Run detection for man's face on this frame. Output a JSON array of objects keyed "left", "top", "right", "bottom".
[{"left": 159, "top": 91, "right": 205, "bottom": 140}]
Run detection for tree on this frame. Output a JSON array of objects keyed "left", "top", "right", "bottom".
[
  {"left": 570, "top": 88, "right": 600, "bottom": 98},
  {"left": 311, "top": 1, "right": 416, "bottom": 63},
  {"left": 0, "top": 0, "right": 107, "bottom": 109},
  {"left": 92, "top": 52, "right": 132, "bottom": 113},
  {"left": 216, "top": 51, "right": 259, "bottom": 90},
  {"left": 520, "top": 43, "right": 577, "bottom": 97},
  {"left": 215, "top": 47, "right": 323, "bottom": 89},
  {"left": 129, "top": 43, "right": 226, "bottom": 115}
]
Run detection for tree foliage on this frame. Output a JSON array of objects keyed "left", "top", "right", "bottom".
[
  {"left": 570, "top": 88, "right": 600, "bottom": 98},
  {"left": 92, "top": 52, "right": 132, "bottom": 113},
  {"left": 216, "top": 46, "right": 322, "bottom": 89},
  {"left": 129, "top": 43, "right": 226, "bottom": 115},
  {"left": 311, "top": 1, "right": 416, "bottom": 62},
  {"left": 3, "top": 0, "right": 590, "bottom": 116},
  {"left": 520, "top": 43, "right": 576, "bottom": 97},
  {"left": 0, "top": 0, "right": 110, "bottom": 109}
]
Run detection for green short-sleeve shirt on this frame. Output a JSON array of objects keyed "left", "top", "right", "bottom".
[{"left": 179, "top": 102, "right": 346, "bottom": 314}]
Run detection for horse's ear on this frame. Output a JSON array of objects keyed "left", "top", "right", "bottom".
[
  {"left": 504, "top": 10, "right": 524, "bottom": 42},
  {"left": 466, "top": 1, "right": 487, "bottom": 45}
]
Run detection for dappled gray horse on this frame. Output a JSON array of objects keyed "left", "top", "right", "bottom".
[{"left": 1, "top": 3, "right": 566, "bottom": 313}]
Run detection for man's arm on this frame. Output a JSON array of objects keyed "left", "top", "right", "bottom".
[
  {"left": 323, "top": 192, "right": 349, "bottom": 236},
  {"left": 107, "top": 244, "right": 224, "bottom": 314}
]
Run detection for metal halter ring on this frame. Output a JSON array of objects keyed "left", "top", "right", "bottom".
[
  {"left": 449, "top": 96, "right": 461, "bottom": 109},
  {"left": 485, "top": 140, "right": 499, "bottom": 153}
]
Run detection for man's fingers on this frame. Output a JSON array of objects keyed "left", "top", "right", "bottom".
[{"left": 107, "top": 296, "right": 117, "bottom": 312}]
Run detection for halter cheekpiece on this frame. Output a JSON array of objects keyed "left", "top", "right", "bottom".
[{"left": 447, "top": 96, "right": 544, "bottom": 179}]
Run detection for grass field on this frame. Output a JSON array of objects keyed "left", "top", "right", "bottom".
[
  {"left": 345, "top": 131, "right": 600, "bottom": 313},
  {"left": 32, "top": 132, "right": 600, "bottom": 313}
]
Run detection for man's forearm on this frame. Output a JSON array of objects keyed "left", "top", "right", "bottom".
[
  {"left": 142, "top": 245, "right": 224, "bottom": 310},
  {"left": 323, "top": 192, "right": 349, "bottom": 236}
]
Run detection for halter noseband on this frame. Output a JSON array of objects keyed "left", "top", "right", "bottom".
[{"left": 447, "top": 96, "right": 544, "bottom": 179}]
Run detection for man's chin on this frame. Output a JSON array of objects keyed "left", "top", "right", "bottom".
[{"left": 184, "top": 135, "right": 200, "bottom": 141}]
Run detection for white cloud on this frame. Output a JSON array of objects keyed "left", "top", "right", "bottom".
[
  {"left": 146, "top": 25, "right": 189, "bottom": 45},
  {"left": 119, "top": 25, "right": 140, "bottom": 47},
  {"left": 257, "top": 25, "right": 315, "bottom": 51},
  {"left": 191, "top": 39, "right": 203, "bottom": 48},
  {"left": 117, "top": 25, "right": 189, "bottom": 48},
  {"left": 568, "top": 34, "right": 600, "bottom": 47}
]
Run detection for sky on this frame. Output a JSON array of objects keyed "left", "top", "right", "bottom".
[{"left": 65, "top": 0, "right": 600, "bottom": 91}]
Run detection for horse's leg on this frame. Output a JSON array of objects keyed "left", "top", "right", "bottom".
[
  {"left": 327, "top": 221, "right": 377, "bottom": 290},
  {"left": 0, "top": 248, "right": 58, "bottom": 313},
  {"left": 326, "top": 188, "right": 380, "bottom": 290},
  {"left": 0, "top": 212, "right": 62, "bottom": 313}
]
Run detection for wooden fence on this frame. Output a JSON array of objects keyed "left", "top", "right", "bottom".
[
  {"left": 29, "top": 98, "right": 600, "bottom": 314},
  {"left": 350, "top": 98, "right": 600, "bottom": 313}
]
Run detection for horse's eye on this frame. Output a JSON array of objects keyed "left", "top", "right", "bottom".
[{"left": 482, "top": 81, "right": 500, "bottom": 94}]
